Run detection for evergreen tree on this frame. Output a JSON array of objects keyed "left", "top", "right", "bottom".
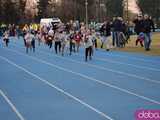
[
  {"left": 137, "top": 0, "right": 160, "bottom": 26},
  {"left": 137, "top": 0, "right": 160, "bottom": 19},
  {"left": 37, "top": 0, "right": 50, "bottom": 20},
  {"left": 3, "top": 0, "right": 19, "bottom": 24},
  {"left": 105, "top": 0, "right": 123, "bottom": 18},
  {"left": 19, "top": 0, "right": 27, "bottom": 22},
  {"left": 0, "top": 0, "right": 2, "bottom": 23}
]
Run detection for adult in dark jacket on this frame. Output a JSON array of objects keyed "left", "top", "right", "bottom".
[
  {"left": 133, "top": 15, "right": 145, "bottom": 35},
  {"left": 111, "top": 17, "right": 116, "bottom": 47},
  {"left": 100, "top": 21, "right": 111, "bottom": 51},
  {"left": 112, "top": 17, "right": 124, "bottom": 47},
  {"left": 143, "top": 14, "right": 155, "bottom": 51}
]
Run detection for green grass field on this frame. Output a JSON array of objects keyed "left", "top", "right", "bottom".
[{"left": 99, "top": 32, "right": 160, "bottom": 56}]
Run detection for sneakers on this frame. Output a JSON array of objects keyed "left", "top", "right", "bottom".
[{"left": 145, "top": 48, "right": 150, "bottom": 51}]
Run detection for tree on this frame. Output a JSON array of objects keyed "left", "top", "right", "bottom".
[
  {"left": 37, "top": 0, "right": 50, "bottom": 20},
  {"left": 137, "top": 0, "right": 160, "bottom": 26},
  {"left": 3, "top": 0, "right": 19, "bottom": 24},
  {"left": 18, "top": 0, "right": 27, "bottom": 23},
  {"left": 105, "top": 0, "right": 123, "bottom": 18},
  {"left": 0, "top": 0, "right": 3, "bottom": 23},
  {"left": 15, "top": 0, "right": 26, "bottom": 23}
]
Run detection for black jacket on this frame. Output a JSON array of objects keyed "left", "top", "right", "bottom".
[
  {"left": 100, "top": 22, "right": 111, "bottom": 37},
  {"left": 133, "top": 19, "right": 145, "bottom": 34},
  {"left": 143, "top": 19, "right": 155, "bottom": 33},
  {"left": 112, "top": 19, "right": 124, "bottom": 32}
]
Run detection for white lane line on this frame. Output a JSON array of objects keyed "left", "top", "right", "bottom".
[
  {"left": 94, "top": 57, "right": 160, "bottom": 72},
  {"left": 0, "top": 56, "right": 114, "bottom": 120},
  {"left": 3, "top": 48, "right": 160, "bottom": 105},
  {"left": 95, "top": 50, "right": 160, "bottom": 63},
  {"left": 40, "top": 49, "right": 160, "bottom": 84},
  {"left": 68, "top": 50, "right": 160, "bottom": 72},
  {"left": 13, "top": 40, "right": 160, "bottom": 71},
  {"left": 13, "top": 37, "right": 160, "bottom": 63},
  {"left": 12, "top": 39, "right": 160, "bottom": 65},
  {"left": 0, "top": 89, "right": 25, "bottom": 120},
  {"left": 10, "top": 45, "right": 160, "bottom": 85},
  {"left": 15, "top": 46, "right": 160, "bottom": 85}
]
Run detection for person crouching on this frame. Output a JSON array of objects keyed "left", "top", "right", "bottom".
[{"left": 136, "top": 32, "right": 144, "bottom": 47}]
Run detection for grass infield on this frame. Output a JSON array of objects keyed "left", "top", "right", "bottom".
[{"left": 99, "top": 32, "right": 160, "bottom": 56}]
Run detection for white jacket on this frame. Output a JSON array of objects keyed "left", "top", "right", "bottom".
[{"left": 84, "top": 35, "right": 93, "bottom": 48}]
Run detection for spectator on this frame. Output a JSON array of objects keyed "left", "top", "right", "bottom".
[
  {"left": 112, "top": 17, "right": 124, "bottom": 47},
  {"left": 54, "top": 30, "right": 61, "bottom": 54},
  {"left": 100, "top": 20, "right": 111, "bottom": 51},
  {"left": 143, "top": 14, "right": 155, "bottom": 51}
]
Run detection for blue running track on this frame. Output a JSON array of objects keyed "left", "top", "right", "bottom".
[{"left": 0, "top": 37, "right": 160, "bottom": 120}]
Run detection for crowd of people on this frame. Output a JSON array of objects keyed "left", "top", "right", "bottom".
[{"left": 0, "top": 14, "right": 156, "bottom": 61}]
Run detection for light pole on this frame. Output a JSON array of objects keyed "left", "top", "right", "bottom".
[
  {"left": 123, "top": 0, "right": 129, "bottom": 23},
  {"left": 126, "top": 0, "right": 129, "bottom": 23},
  {"left": 85, "top": 0, "right": 88, "bottom": 28}
]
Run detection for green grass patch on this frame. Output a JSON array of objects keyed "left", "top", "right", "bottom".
[{"left": 98, "top": 32, "right": 160, "bottom": 56}]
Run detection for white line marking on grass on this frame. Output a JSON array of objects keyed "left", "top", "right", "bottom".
[
  {"left": 0, "top": 89, "right": 25, "bottom": 120},
  {"left": 0, "top": 56, "right": 114, "bottom": 120},
  {"left": 3, "top": 48, "right": 160, "bottom": 105}
]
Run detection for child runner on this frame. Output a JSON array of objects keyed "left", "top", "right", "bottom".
[
  {"left": 69, "top": 30, "right": 76, "bottom": 55},
  {"left": 36, "top": 31, "right": 42, "bottom": 46},
  {"left": 54, "top": 30, "right": 61, "bottom": 54},
  {"left": 25, "top": 31, "right": 35, "bottom": 53},
  {"left": 91, "top": 29, "right": 97, "bottom": 51},
  {"left": 47, "top": 28, "right": 54, "bottom": 49},
  {"left": 3, "top": 31, "right": 9, "bottom": 47},
  {"left": 84, "top": 30, "right": 93, "bottom": 62},
  {"left": 61, "top": 31, "right": 68, "bottom": 56},
  {"left": 74, "top": 31, "right": 82, "bottom": 52},
  {"left": 136, "top": 32, "right": 145, "bottom": 47},
  {"left": 31, "top": 31, "right": 36, "bottom": 52}
]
